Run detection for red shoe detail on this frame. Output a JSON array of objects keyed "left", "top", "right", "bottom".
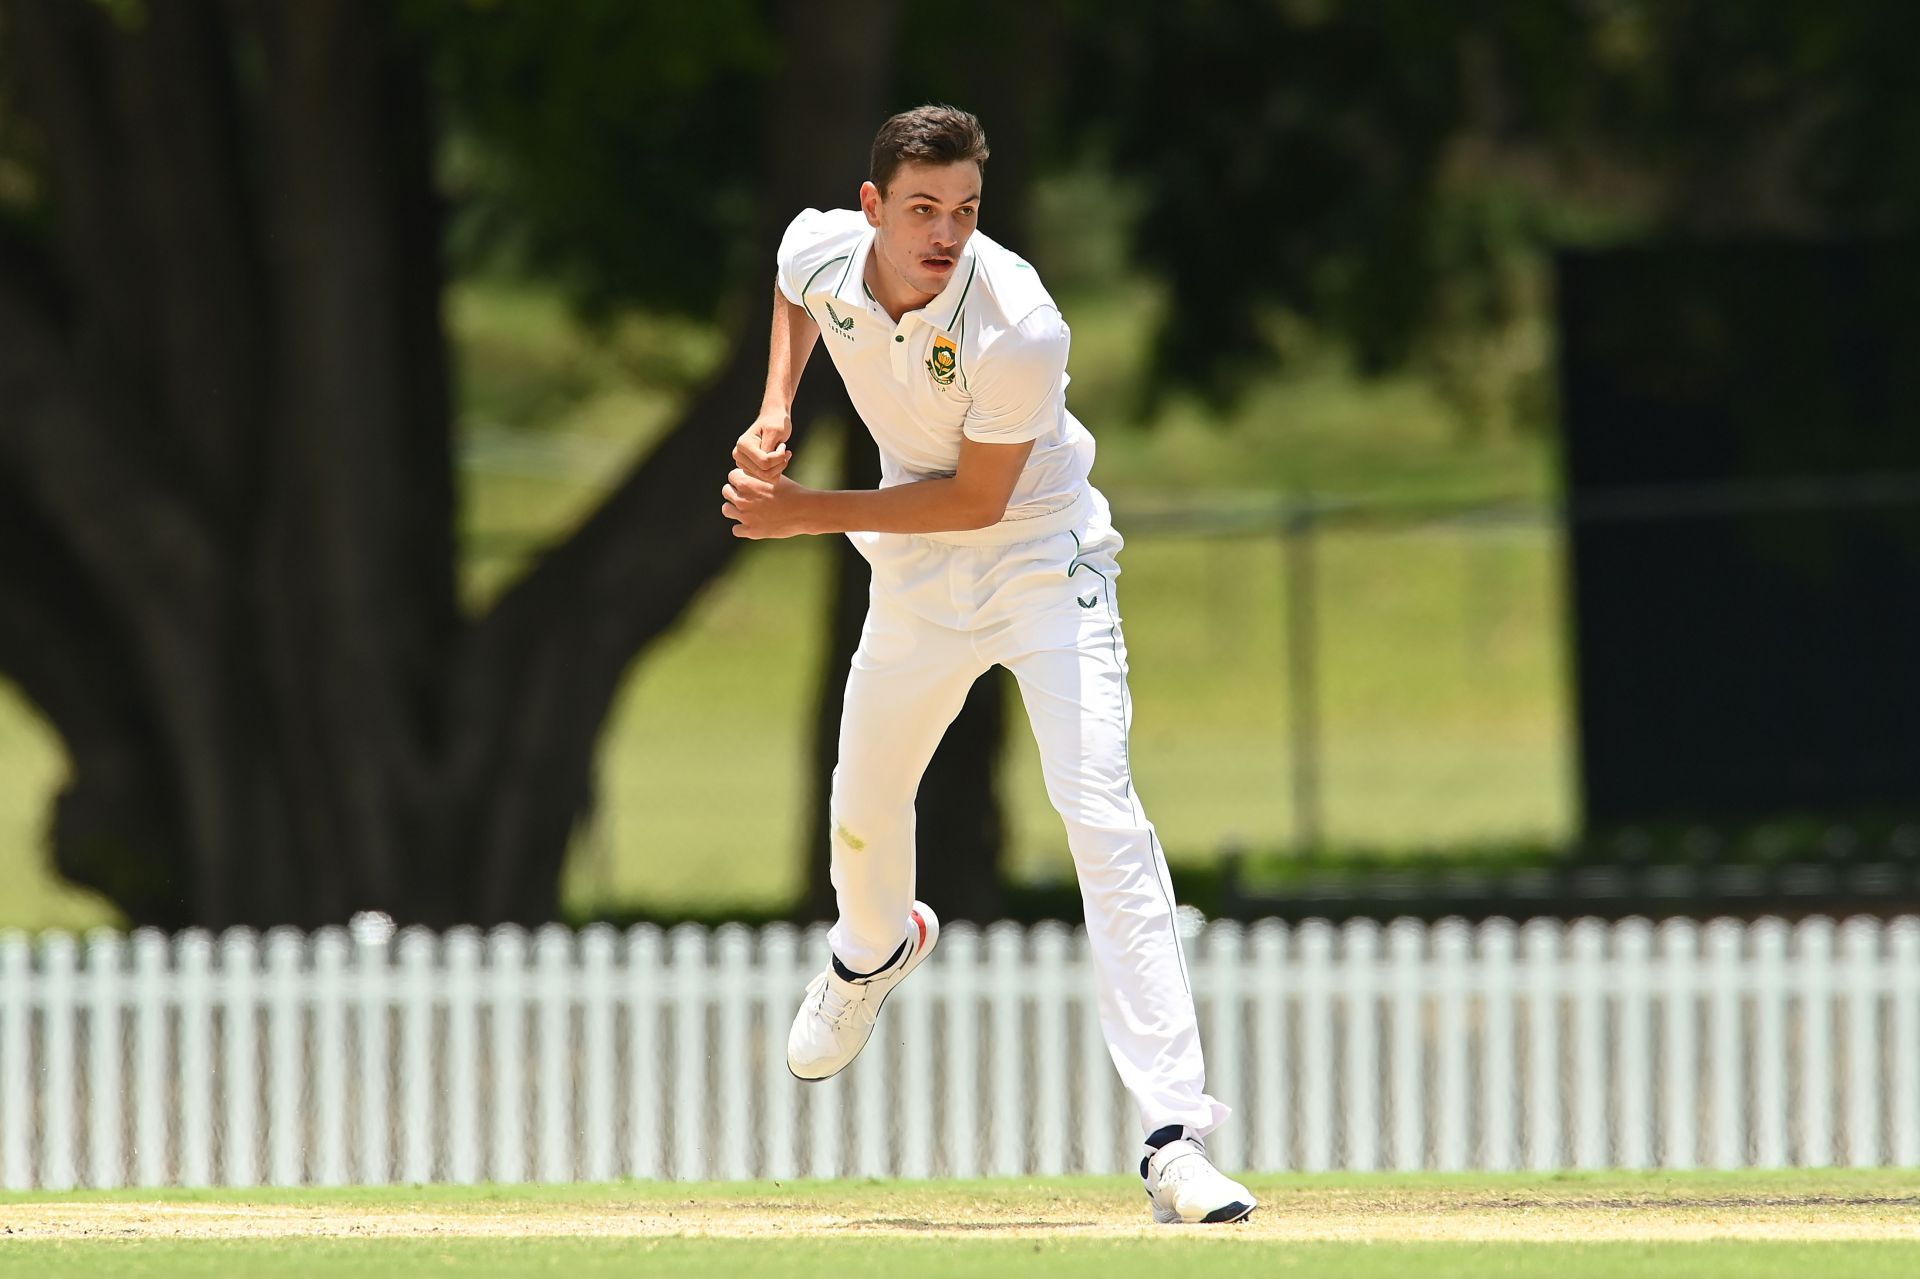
[{"left": 911, "top": 908, "right": 928, "bottom": 953}]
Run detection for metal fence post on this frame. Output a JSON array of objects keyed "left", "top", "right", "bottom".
[{"left": 1283, "top": 498, "right": 1324, "bottom": 851}]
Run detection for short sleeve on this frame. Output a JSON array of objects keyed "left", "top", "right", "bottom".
[
  {"left": 962, "top": 308, "right": 1070, "bottom": 445},
  {"left": 775, "top": 208, "right": 826, "bottom": 304}
]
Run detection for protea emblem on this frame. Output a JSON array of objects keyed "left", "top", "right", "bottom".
[{"left": 927, "top": 334, "right": 958, "bottom": 386}]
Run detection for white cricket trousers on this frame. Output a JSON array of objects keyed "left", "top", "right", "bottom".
[{"left": 825, "top": 489, "right": 1229, "bottom": 1140}]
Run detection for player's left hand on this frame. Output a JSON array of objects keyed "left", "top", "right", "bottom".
[{"left": 722, "top": 468, "right": 814, "bottom": 539}]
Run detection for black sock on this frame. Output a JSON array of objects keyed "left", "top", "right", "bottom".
[
  {"left": 1142, "top": 1124, "right": 1197, "bottom": 1178},
  {"left": 1145, "top": 1124, "right": 1188, "bottom": 1150},
  {"left": 832, "top": 937, "right": 908, "bottom": 983}
]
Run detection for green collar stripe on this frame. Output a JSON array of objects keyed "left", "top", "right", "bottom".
[
  {"left": 836, "top": 244, "right": 860, "bottom": 296},
  {"left": 947, "top": 258, "right": 977, "bottom": 328},
  {"left": 956, "top": 311, "right": 970, "bottom": 392}
]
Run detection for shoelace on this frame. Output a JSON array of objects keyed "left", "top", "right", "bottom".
[
  {"left": 814, "top": 978, "right": 866, "bottom": 1031},
  {"left": 1160, "top": 1155, "right": 1202, "bottom": 1190},
  {"left": 819, "top": 989, "right": 854, "bottom": 1029}
]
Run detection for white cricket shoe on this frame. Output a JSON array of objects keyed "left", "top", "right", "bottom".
[
  {"left": 1142, "top": 1130, "right": 1257, "bottom": 1224},
  {"left": 786, "top": 902, "right": 939, "bottom": 1081}
]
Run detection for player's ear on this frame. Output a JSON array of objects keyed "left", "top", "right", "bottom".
[{"left": 859, "top": 180, "right": 883, "bottom": 227}]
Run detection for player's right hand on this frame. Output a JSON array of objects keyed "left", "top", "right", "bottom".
[{"left": 733, "top": 414, "right": 793, "bottom": 483}]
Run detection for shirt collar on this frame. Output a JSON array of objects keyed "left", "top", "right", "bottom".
[
  {"left": 825, "top": 230, "right": 874, "bottom": 308},
  {"left": 829, "top": 231, "right": 979, "bottom": 335}
]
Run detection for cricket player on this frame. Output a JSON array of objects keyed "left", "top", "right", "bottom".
[{"left": 722, "top": 104, "right": 1255, "bottom": 1224}]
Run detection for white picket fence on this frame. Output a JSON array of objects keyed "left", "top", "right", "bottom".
[{"left": 1, "top": 914, "right": 1917, "bottom": 1190}]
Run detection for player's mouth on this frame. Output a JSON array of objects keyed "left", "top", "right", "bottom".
[{"left": 922, "top": 256, "right": 954, "bottom": 275}]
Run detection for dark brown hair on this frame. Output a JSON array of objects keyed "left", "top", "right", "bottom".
[{"left": 869, "top": 104, "right": 990, "bottom": 195}]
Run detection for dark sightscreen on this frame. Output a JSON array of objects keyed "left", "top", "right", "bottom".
[{"left": 1557, "top": 242, "right": 1920, "bottom": 833}]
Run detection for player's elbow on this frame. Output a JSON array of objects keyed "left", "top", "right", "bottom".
[
  {"left": 951, "top": 437, "right": 1035, "bottom": 530},
  {"left": 956, "top": 492, "right": 1011, "bottom": 530}
]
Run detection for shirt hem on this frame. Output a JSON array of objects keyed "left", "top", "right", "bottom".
[{"left": 914, "top": 488, "right": 1089, "bottom": 547}]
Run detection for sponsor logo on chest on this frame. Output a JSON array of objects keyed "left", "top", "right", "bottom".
[{"left": 823, "top": 299, "right": 857, "bottom": 341}]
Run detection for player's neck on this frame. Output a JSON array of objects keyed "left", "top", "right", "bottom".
[{"left": 863, "top": 253, "right": 937, "bottom": 323}]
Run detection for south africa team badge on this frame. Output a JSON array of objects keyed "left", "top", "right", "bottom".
[{"left": 927, "top": 334, "right": 958, "bottom": 387}]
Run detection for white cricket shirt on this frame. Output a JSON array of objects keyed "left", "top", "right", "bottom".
[{"left": 775, "top": 208, "right": 1096, "bottom": 544}]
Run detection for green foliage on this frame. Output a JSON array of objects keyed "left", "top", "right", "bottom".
[
  {"left": 1412, "top": 180, "right": 1646, "bottom": 439},
  {"left": 409, "top": 0, "right": 1920, "bottom": 410},
  {"left": 0, "top": 21, "right": 44, "bottom": 236},
  {"left": 1071, "top": 1, "right": 1505, "bottom": 403},
  {"left": 85, "top": 0, "right": 146, "bottom": 31},
  {"left": 1572, "top": 1, "right": 1920, "bottom": 234},
  {"left": 1061, "top": 0, "right": 1678, "bottom": 412},
  {"left": 413, "top": 0, "right": 777, "bottom": 319},
  {"left": 15, "top": 0, "right": 1920, "bottom": 406},
  {"left": 1055, "top": 0, "right": 1920, "bottom": 413}
]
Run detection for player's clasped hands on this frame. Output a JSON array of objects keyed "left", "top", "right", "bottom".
[
  {"left": 732, "top": 413, "right": 792, "bottom": 482},
  {"left": 723, "top": 414, "right": 808, "bottom": 539}
]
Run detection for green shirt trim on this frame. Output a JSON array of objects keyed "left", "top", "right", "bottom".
[
  {"left": 799, "top": 254, "right": 850, "bottom": 327},
  {"left": 946, "top": 258, "right": 978, "bottom": 329}
]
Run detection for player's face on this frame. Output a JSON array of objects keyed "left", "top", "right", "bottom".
[{"left": 863, "top": 161, "right": 981, "bottom": 300}]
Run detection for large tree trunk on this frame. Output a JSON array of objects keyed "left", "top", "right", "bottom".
[{"left": 0, "top": 0, "right": 895, "bottom": 927}]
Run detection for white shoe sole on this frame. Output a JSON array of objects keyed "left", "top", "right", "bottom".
[{"left": 1150, "top": 1197, "right": 1257, "bottom": 1225}]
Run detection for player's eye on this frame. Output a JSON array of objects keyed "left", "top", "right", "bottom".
[
  {"left": 912, "top": 205, "right": 932, "bottom": 215},
  {"left": 957, "top": 207, "right": 976, "bottom": 218}
]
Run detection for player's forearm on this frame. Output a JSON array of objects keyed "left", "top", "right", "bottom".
[
  {"left": 761, "top": 288, "right": 820, "bottom": 419},
  {"left": 795, "top": 477, "right": 1009, "bottom": 535}
]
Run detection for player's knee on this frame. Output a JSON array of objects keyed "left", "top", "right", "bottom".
[
  {"left": 1058, "top": 813, "right": 1159, "bottom": 866},
  {"left": 827, "top": 793, "right": 912, "bottom": 857},
  {"left": 1069, "top": 851, "right": 1177, "bottom": 924}
]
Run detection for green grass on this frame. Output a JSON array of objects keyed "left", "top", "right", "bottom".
[
  {"left": 2, "top": 1171, "right": 1916, "bottom": 1278},
  {"left": 13, "top": 1239, "right": 1920, "bottom": 1279},
  {"left": 0, "top": 688, "right": 114, "bottom": 932},
  {"left": 6, "top": 1164, "right": 1912, "bottom": 1206},
  {"left": 0, "top": 277, "right": 1570, "bottom": 929}
]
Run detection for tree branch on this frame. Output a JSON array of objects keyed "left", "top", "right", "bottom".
[{"left": 447, "top": 336, "right": 775, "bottom": 914}]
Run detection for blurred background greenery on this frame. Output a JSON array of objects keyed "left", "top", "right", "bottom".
[
  {"left": 0, "top": 248, "right": 1564, "bottom": 928},
  {"left": 7, "top": 0, "right": 1912, "bottom": 930}
]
